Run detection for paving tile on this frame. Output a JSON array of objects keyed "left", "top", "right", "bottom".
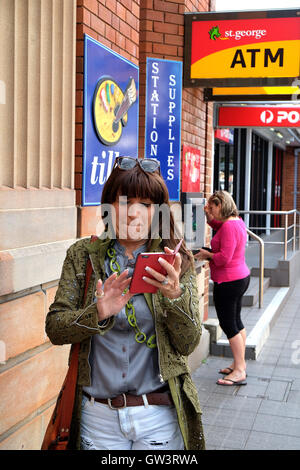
[
  {"left": 201, "top": 405, "right": 257, "bottom": 431},
  {"left": 286, "top": 390, "right": 300, "bottom": 404},
  {"left": 264, "top": 379, "right": 291, "bottom": 401},
  {"left": 202, "top": 423, "right": 251, "bottom": 450},
  {"left": 245, "top": 430, "right": 300, "bottom": 450},
  {"left": 202, "top": 392, "right": 262, "bottom": 414},
  {"left": 276, "top": 356, "right": 300, "bottom": 368},
  {"left": 269, "top": 328, "right": 290, "bottom": 340},
  {"left": 276, "top": 346, "right": 296, "bottom": 358},
  {"left": 193, "top": 362, "right": 222, "bottom": 379},
  {"left": 264, "top": 338, "right": 286, "bottom": 348},
  {"left": 291, "top": 378, "right": 300, "bottom": 391},
  {"left": 272, "top": 366, "right": 300, "bottom": 380},
  {"left": 258, "top": 399, "right": 300, "bottom": 419},
  {"left": 212, "top": 383, "right": 241, "bottom": 396},
  {"left": 252, "top": 413, "right": 300, "bottom": 437},
  {"left": 257, "top": 348, "right": 282, "bottom": 359},
  {"left": 282, "top": 334, "right": 299, "bottom": 344},
  {"left": 196, "top": 277, "right": 300, "bottom": 450},
  {"left": 245, "top": 363, "right": 276, "bottom": 378},
  {"left": 236, "top": 378, "right": 269, "bottom": 399}
]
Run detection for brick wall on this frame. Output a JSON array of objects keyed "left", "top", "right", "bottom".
[
  {"left": 281, "top": 146, "right": 300, "bottom": 229},
  {"left": 75, "top": 0, "right": 213, "bottom": 318},
  {"left": 76, "top": 0, "right": 140, "bottom": 235},
  {"left": 1, "top": 0, "right": 214, "bottom": 450},
  {"left": 281, "top": 147, "right": 300, "bottom": 211}
]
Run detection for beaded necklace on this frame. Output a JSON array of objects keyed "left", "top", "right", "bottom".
[{"left": 107, "top": 245, "right": 157, "bottom": 349}]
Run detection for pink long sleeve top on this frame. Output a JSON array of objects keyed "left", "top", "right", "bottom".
[{"left": 208, "top": 218, "right": 250, "bottom": 283}]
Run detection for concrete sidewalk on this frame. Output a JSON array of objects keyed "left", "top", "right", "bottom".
[{"left": 192, "top": 278, "right": 300, "bottom": 450}]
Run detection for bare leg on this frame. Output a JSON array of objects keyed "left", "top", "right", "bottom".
[
  {"left": 229, "top": 332, "right": 246, "bottom": 373},
  {"left": 218, "top": 331, "right": 246, "bottom": 384},
  {"left": 220, "top": 328, "right": 247, "bottom": 373}
]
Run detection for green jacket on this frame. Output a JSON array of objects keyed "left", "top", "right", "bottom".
[{"left": 45, "top": 236, "right": 205, "bottom": 450}]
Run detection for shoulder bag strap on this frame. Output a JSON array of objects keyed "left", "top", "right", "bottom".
[{"left": 58, "top": 235, "right": 98, "bottom": 442}]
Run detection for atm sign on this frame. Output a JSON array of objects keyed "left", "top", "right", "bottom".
[
  {"left": 184, "top": 10, "right": 300, "bottom": 87},
  {"left": 218, "top": 106, "right": 300, "bottom": 128}
]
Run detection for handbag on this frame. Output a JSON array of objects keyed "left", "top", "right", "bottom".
[{"left": 41, "top": 236, "right": 97, "bottom": 450}]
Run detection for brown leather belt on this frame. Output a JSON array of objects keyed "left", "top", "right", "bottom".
[{"left": 82, "top": 390, "right": 173, "bottom": 409}]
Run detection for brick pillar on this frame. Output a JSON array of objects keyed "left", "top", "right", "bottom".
[
  {"left": 139, "top": 0, "right": 214, "bottom": 320},
  {"left": 281, "top": 147, "right": 300, "bottom": 229},
  {"left": 75, "top": 0, "right": 214, "bottom": 315}
]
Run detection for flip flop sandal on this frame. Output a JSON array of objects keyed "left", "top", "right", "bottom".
[
  {"left": 218, "top": 367, "right": 233, "bottom": 375},
  {"left": 216, "top": 378, "right": 247, "bottom": 386}
]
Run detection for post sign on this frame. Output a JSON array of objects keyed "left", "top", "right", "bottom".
[
  {"left": 83, "top": 35, "right": 139, "bottom": 206},
  {"left": 184, "top": 9, "right": 300, "bottom": 87},
  {"left": 215, "top": 129, "right": 234, "bottom": 144},
  {"left": 145, "top": 58, "right": 182, "bottom": 201},
  {"left": 181, "top": 145, "right": 204, "bottom": 193},
  {"left": 217, "top": 105, "right": 300, "bottom": 128}
]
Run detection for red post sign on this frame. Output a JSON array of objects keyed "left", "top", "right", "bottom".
[
  {"left": 217, "top": 106, "right": 300, "bottom": 128},
  {"left": 181, "top": 145, "right": 204, "bottom": 192}
]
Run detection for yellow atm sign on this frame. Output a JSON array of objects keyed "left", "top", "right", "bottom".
[{"left": 184, "top": 9, "right": 300, "bottom": 87}]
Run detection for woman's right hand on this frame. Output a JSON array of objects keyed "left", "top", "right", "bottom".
[{"left": 95, "top": 270, "right": 132, "bottom": 322}]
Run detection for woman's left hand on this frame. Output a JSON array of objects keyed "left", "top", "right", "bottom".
[{"left": 142, "top": 247, "right": 182, "bottom": 299}]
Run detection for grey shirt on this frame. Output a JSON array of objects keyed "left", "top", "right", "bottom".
[{"left": 83, "top": 240, "right": 164, "bottom": 399}]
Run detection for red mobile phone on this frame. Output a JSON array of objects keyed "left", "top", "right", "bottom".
[{"left": 129, "top": 239, "right": 183, "bottom": 294}]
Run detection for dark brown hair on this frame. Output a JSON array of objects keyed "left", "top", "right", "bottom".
[{"left": 101, "top": 164, "right": 193, "bottom": 273}]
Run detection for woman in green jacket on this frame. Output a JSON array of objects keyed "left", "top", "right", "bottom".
[{"left": 46, "top": 156, "right": 205, "bottom": 450}]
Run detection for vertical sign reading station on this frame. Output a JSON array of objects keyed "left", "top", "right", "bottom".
[{"left": 145, "top": 58, "right": 182, "bottom": 201}]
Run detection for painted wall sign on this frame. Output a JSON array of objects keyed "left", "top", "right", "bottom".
[
  {"left": 181, "top": 145, "right": 204, "bottom": 193},
  {"left": 83, "top": 35, "right": 139, "bottom": 206},
  {"left": 145, "top": 58, "right": 182, "bottom": 201},
  {"left": 217, "top": 106, "right": 300, "bottom": 128},
  {"left": 184, "top": 9, "right": 300, "bottom": 87}
]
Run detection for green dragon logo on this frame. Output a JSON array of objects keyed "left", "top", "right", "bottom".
[{"left": 209, "top": 26, "right": 222, "bottom": 40}]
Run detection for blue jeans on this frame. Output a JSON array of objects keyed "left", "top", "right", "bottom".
[{"left": 80, "top": 395, "right": 184, "bottom": 450}]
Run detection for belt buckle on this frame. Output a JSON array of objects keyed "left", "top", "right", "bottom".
[{"left": 108, "top": 393, "right": 127, "bottom": 410}]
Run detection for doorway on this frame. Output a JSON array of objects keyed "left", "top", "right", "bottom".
[
  {"left": 272, "top": 146, "right": 283, "bottom": 228},
  {"left": 214, "top": 139, "right": 234, "bottom": 194},
  {"left": 249, "top": 132, "right": 269, "bottom": 234}
]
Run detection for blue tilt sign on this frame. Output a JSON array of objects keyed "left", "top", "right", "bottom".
[
  {"left": 145, "top": 58, "right": 182, "bottom": 201},
  {"left": 83, "top": 35, "right": 139, "bottom": 206}
]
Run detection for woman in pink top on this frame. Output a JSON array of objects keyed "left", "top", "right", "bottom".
[{"left": 195, "top": 191, "right": 250, "bottom": 386}]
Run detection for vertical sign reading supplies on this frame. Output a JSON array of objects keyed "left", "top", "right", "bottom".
[{"left": 145, "top": 58, "right": 182, "bottom": 201}]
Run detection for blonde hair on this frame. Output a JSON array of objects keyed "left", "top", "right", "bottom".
[{"left": 208, "top": 190, "right": 239, "bottom": 219}]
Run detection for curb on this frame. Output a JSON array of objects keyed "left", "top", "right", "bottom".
[{"left": 207, "top": 287, "right": 290, "bottom": 360}]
